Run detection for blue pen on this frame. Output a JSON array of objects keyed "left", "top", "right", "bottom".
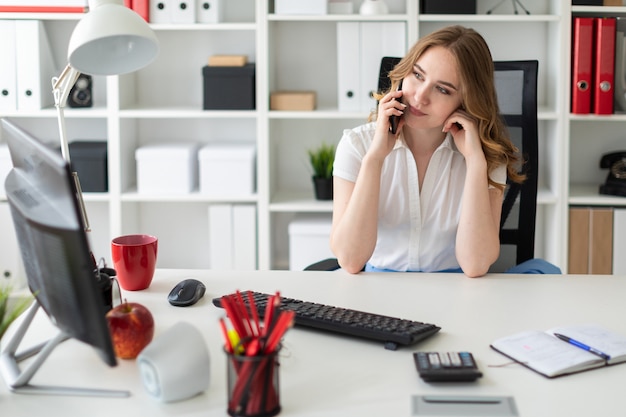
[{"left": 554, "top": 333, "right": 611, "bottom": 361}]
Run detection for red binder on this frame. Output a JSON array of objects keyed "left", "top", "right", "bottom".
[
  {"left": 593, "top": 17, "right": 617, "bottom": 115},
  {"left": 571, "top": 17, "right": 594, "bottom": 114},
  {"left": 132, "top": 0, "right": 149, "bottom": 21}
]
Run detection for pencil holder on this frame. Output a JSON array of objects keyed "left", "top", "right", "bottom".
[{"left": 225, "top": 347, "right": 281, "bottom": 417}]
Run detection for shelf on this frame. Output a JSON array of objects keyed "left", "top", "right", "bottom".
[
  {"left": 569, "top": 113, "right": 626, "bottom": 122},
  {"left": 151, "top": 23, "right": 257, "bottom": 31},
  {"left": 270, "top": 191, "right": 332, "bottom": 213},
  {"left": 419, "top": 14, "right": 560, "bottom": 22},
  {"left": 1, "top": 107, "right": 109, "bottom": 118},
  {"left": 268, "top": 14, "right": 409, "bottom": 22},
  {"left": 121, "top": 190, "right": 258, "bottom": 204},
  {"left": 119, "top": 108, "right": 257, "bottom": 119},
  {"left": 0, "top": 12, "right": 83, "bottom": 20},
  {"left": 569, "top": 185, "right": 626, "bottom": 207}
]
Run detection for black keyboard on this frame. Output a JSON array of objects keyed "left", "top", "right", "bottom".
[{"left": 212, "top": 291, "right": 441, "bottom": 350}]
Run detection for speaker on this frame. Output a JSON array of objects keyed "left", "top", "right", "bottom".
[
  {"left": 67, "top": 74, "right": 93, "bottom": 108},
  {"left": 137, "top": 321, "right": 210, "bottom": 402}
]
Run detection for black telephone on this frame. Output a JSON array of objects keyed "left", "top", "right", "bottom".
[
  {"left": 389, "top": 80, "right": 403, "bottom": 135},
  {"left": 599, "top": 151, "right": 626, "bottom": 197}
]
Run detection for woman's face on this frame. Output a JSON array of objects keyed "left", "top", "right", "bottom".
[{"left": 400, "top": 46, "right": 463, "bottom": 130}]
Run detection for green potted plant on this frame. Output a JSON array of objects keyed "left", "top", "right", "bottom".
[
  {"left": 0, "top": 286, "right": 32, "bottom": 342},
  {"left": 308, "top": 142, "right": 335, "bottom": 200}
]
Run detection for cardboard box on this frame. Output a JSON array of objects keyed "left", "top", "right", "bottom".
[
  {"left": 270, "top": 91, "right": 316, "bottom": 111},
  {"left": 421, "top": 0, "right": 476, "bottom": 14},
  {"left": 203, "top": 64, "right": 255, "bottom": 110},
  {"left": 288, "top": 215, "right": 333, "bottom": 271},
  {"left": 198, "top": 142, "right": 256, "bottom": 196},
  {"left": 208, "top": 55, "right": 247, "bottom": 67},
  {"left": 68, "top": 141, "right": 108, "bottom": 192},
  {"left": 136, "top": 143, "right": 199, "bottom": 194},
  {"left": 275, "top": 0, "right": 327, "bottom": 15}
]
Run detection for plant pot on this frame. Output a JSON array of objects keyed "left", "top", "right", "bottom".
[{"left": 312, "top": 176, "right": 333, "bottom": 200}]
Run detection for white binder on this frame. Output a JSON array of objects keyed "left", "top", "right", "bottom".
[
  {"left": 208, "top": 204, "right": 233, "bottom": 269},
  {"left": 360, "top": 22, "right": 406, "bottom": 113},
  {"left": 149, "top": 0, "right": 171, "bottom": 23},
  {"left": 233, "top": 204, "right": 257, "bottom": 270},
  {"left": 171, "top": 0, "right": 195, "bottom": 23},
  {"left": 195, "top": 0, "right": 222, "bottom": 23},
  {"left": 337, "top": 22, "right": 406, "bottom": 113},
  {"left": 15, "top": 20, "right": 56, "bottom": 111},
  {"left": 0, "top": 20, "right": 16, "bottom": 112},
  {"left": 337, "top": 22, "right": 361, "bottom": 112}
]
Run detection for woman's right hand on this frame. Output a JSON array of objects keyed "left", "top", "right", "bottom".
[{"left": 369, "top": 89, "right": 405, "bottom": 160}]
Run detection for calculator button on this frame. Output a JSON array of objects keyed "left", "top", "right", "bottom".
[
  {"left": 428, "top": 353, "right": 441, "bottom": 368},
  {"left": 448, "top": 352, "right": 462, "bottom": 367},
  {"left": 439, "top": 353, "right": 451, "bottom": 367}
]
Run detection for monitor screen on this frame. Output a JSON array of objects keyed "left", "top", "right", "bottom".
[{"left": 1, "top": 118, "right": 116, "bottom": 369}]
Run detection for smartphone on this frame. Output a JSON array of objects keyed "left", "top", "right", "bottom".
[{"left": 389, "top": 80, "right": 403, "bottom": 135}]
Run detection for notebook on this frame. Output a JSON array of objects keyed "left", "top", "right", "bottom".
[{"left": 490, "top": 324, "right": 626, "bottom": 378}]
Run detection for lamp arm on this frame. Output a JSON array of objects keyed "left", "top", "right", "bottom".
[
  {"left": 51, "top": 64, "right": 91, "bottom": 233},
  {"left": 52, "top": 64, "right": 81, "bottom": 163}
]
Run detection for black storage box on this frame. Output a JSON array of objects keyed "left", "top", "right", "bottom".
[
  {"left": 203, "top": 64, "right": 256, "bottom": 110},
  {"left": 68, "top": 141, "right": 108, "bottom": 192},
  {"left": 572, "top": 0, "right": 602, "bottom": 4},
  {"left": 421, "top": 0, "right": 476, "bottom": 14}
]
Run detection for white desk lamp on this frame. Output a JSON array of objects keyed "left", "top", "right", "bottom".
[{"left": 52, "top": 0, "right": 159, "bottom": 231}]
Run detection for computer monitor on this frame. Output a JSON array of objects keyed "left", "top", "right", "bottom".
[{"left": 0, "top": 118, "right": 126, "bottom": 397}]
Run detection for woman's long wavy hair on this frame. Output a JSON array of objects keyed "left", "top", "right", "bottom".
[{"left": 381, "top": 25, "right": 525, "bottom": 188}]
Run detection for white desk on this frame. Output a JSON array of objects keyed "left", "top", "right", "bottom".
[{"left": 1, "top": 270, "right": 625, "bottom": 416}]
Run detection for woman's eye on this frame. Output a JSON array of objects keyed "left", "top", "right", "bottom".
[{"left": 437, "top": 86, "right": 450, "bottom": 95}]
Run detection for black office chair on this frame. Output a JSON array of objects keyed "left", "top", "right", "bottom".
[{"left": 305, "top": 58, "right": 539, "bottom": 272}]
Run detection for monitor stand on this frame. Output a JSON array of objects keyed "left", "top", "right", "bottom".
[{"left": 0, "top": 301, "right": 129, "bottom": 397}]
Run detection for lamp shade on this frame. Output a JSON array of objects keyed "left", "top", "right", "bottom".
[{"left": 68, "top": 0, "right": 159, "bottom": 75}]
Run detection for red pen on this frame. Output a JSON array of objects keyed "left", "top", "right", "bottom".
[
  {"left": 247, "top": 290, "right": 261, "bottom": 336},
  {"left": 262, "top": 291, "right": 280, "bottom": 337},
  {"left": 264, "top": 310, "right": 295, "bottom": 354}
]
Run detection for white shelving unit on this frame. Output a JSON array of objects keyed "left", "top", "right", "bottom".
[{"left": 2, "top": 0, "right": 624, "bottom": 274}]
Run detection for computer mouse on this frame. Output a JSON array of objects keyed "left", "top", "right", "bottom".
[{"left": 168, "top": 279, "right": 206, "bottom": 307}]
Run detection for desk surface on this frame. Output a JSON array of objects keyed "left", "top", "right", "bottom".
[{"left": 1, "top": 270, "right": 625, "bottom": 417}]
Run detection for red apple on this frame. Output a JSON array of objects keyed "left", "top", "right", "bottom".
[{"left": 106, "top": 301, "right": 155, "bottom": 359}]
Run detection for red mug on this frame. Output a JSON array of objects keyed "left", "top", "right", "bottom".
[{"left": 111, "top": 234, "right": 158, "bottom": 291}]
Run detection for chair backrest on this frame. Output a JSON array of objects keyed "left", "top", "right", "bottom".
[{"left": 377, "top": 57, "right": 539, "bottom": 271}]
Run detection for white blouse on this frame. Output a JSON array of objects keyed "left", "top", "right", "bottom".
[{"left": 333, "top": 122, "right": 506, "bottom": 272}]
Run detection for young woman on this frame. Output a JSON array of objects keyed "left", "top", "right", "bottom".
[{"left": 330, "top": 25, "right": 559, "bottom": 277}]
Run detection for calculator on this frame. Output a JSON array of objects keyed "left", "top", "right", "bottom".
[{"left": 413, "top": 351, "right": 483, "bottom": 382}]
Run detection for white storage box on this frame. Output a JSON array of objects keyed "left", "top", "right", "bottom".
[
  {"left": 136, "top": 143, "right": 199, "bottom": 194},
  {"left": 0, "top": 143, "right": 10, "bottom": 199},
  {"left": 198, "top": 142, "right": 256, "bottom": 196},
  {"left": 275, "top": 0, "right": 327, "bottom": 15},
  {"left": 288, "top": 215, "right": 333, "bottom": 271}
]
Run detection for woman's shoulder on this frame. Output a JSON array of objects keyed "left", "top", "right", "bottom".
[
  {"left": 339, "top": 122, "right": 377, "bottom": 152},
  {"left": 342, "top": 121, "right": 377, "bottom": 140}
]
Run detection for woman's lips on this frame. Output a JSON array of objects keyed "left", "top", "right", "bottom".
[{"left": 408, "top": 105, "right": 426, "bottom": 117}]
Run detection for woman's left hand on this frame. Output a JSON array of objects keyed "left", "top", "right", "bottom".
[{"left": 442, "top": 111, "right": 484, "bottom": 162}]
